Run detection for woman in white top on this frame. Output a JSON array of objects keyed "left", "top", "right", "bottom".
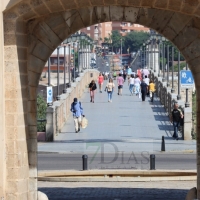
[
  {"left": 134, "top": 75, "right": 141, "bottom": 95},
  {"left": 106, "top": 78, "right": 115, "bottom": 102},
  {"left": 128, "top": 74, "right": 135, "bottom": 95}
]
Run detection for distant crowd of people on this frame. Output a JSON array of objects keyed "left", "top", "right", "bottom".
[{"left": 88, "top": 66, "right": 155, "bottom": 103}]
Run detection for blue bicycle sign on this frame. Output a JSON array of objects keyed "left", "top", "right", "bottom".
[{"left": 180, "top": 70, "right": 194, "bottom": 88}]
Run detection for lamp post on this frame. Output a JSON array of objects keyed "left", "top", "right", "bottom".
[
  {"left": 120, "top": 38, "right": 122, "bottom": 66},
  {"left": 162, "top": 37, "right": 166, "bottom": 82},
  {"left": 150, "top": 38, "right": 153, "bottom": 70},
  {"left": 157, "top": 36, "right": 161, "bottom": 77},
  {"left": 185, "top": 63, "right": 190, "bottom": 107},
  {"left": 68, "top": 43, "right": 71, "bottom": 87},
  {"left": 140, "top": 47, "right": 142, "bottom": 68},
  {"left": 177, "top": 51, "right": 181, "bottom": 100},
  {"left": 167, "top": 45, "right": 170, "bottom": 87},
  {"left": 56, "top": 46, "right": 61, "bottom": 101},
  {"left": 63, "top": 45, "right": 67, "bottom": 93},
  {"left": 48, "top": 57, "right": 51, "bottom": 86},
  {"left": 171, "top": 47, "right": 175, "bottom": 93},
  {"left": 143, "top": 43, "right": 146, "bottom": 68}
]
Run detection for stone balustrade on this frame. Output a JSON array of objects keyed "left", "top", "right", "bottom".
[
  {"left": 45, "top": 69, "right": 99, "bottom": 141},
  {"left": 150, "top": 71, "right": 193, "bottom": 140}
]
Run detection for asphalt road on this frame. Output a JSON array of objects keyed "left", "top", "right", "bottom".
[{"left": 38, "top": 153, "right": 196, "bottom": 171}]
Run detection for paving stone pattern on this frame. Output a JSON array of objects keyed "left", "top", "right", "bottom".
[{"left": 38, "top": 180, "right": 195, "bottom": 200}]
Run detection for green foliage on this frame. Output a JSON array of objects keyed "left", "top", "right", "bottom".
[
  {"left": 124, "top": 31, "right": 149, "bottom": 53},
  {"left": 192, "top": 92, "right": 196, "bottom": 139},
  {"left": 111, "top": 30, "right": 149, "bottom": 54},
  {"left": 173, "top": 62, "right": 186, "bottom": 72},
  {"left": 37, "top": 94, "right": 47, "bottom": 132}
]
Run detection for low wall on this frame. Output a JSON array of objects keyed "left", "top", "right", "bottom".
[
  {"left": 45, "top": 69, "right": 99, "bottom": 141},
  {"left": 150, "top": 71, "right": 193, "bottom": 140}
]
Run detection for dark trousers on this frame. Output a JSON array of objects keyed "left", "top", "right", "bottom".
[
  {"left": 173, "top": 121, "right": 180, "bottom": 138},
  {"left": 141, "top": 90, "right": 146, "bottom": 101}
]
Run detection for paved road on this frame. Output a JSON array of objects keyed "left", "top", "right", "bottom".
[
  {"left": 38, "top": 180, "right": 195, "bottom": 200},
  {"left": 38, "top": 152, "right": 196, "bottom": 171}
]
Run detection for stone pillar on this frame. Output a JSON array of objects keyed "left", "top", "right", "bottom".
[
  {"left": 0, "top": 11, "right": 5, "bottom": 199},
  {"left": 4, "top": 18, "right": 31, "bottom": 199}
]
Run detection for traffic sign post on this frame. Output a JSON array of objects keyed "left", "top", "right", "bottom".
[
  {"left": 47, "top": 86, "right": 53, "bottom": 106},
  {"left": 180, "top": 70, "right": 194, "bottom": 88}
]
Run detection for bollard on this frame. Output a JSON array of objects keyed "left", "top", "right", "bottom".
[
  {"left": 150, "top": 154, "right": 155, "bottom": 170},
  {"left": 161, "top": 136, "right": 165, "bottom": 151},
  {"left": 82, "top": 155, "right": 88, "bottom": 170}
]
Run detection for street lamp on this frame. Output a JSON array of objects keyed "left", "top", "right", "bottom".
[
  {"left": 56, "top": 46, "right": 61, "bottom": 101},
  {"left": 162, "top": 36, "right": 166, "bottom": 82}
]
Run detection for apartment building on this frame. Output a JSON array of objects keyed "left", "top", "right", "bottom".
[{"left": 81, "top": 22, "right": 149, "bottom": 41}]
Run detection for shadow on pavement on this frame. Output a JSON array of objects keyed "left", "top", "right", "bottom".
[{"left": 38, "top": 187, "right": 188, "bottom": 200}]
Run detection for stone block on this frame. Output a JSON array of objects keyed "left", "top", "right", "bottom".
[
  {"left": 27, "top": 112, "right": 37, "bottom": 126},
  {"left": 27, "top": 139, "right": 37, "bottom": 152},
  {"left": 44, "top": 0, "right": 64, "bottom": 12},
  {"left": 28, "top": 70, "right": 41, "bottom": 87},
  {"left": 168, "top": 0, "right": 182, "bottom": 11},
  {"left": 29, "top": 177, "right": 37, "bottom": 191},
  {"left": 154, "top": 0, "right": 168, "bottom": 9},
  {"left": 29, "top": 166, "right": 37, "bottom": 178},
  {"left": 31, "top": 42, "right": 52, "bottom": 63},
  {"left": 182, "top": 38, "right": 200, "bottom": 61},
  {"left": 28, "top": 55, "right": 46, "bottom": 74},
  {"left": 33, "top": 21, "right": 62, "bottom": 50},
  {"left": 65, "top": 11, "right": 85, "bottom": 34},
  {"left": 78, "top": 7, "right": 98, "bottom": 28},
  {"left": 127, "top": 0, "right": 141, "bottom": 6},
  {"left": 60, "top": 0, "right": 77, "bottom": 9},
  {"left": 124, "top": 7, "right": 139, "bottom": 22},
  {"left": 181, "top": 0, "right": 198, "bottom": 14},
  {"left": 4, "top": 46, "right": 18, "bottom": 60},
  {"left": 32, "top": 4, "right": 50, "bottom": 17},
  {"left": 184, "top": 107, "right": 192, "bottom": 123},
  {"left": 174, "top": 19, "right": 198, "bottom": 51},
  {"left": 90, "top": 0, "right": 104, "bottom": 6},
  {"left": 28, "top": 86, "right": 37, "bottom": 101},
  {"left": 184, "top": 122, "right": 192, "bottom": 140},
  {"left": 94, "top": 6, "right": 110, "bottom": 22}
]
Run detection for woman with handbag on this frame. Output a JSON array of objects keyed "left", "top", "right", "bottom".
[
  {"left": 105, "top": 78, "right": 115, "bottom": 102},
  {"left": 88, "top": 80, "right": 97, "bottom": 103}
]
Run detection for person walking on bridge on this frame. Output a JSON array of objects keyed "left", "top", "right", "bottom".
[
  {"left": 98, "top": 73, "right": 104, "bottom": 93},
  {"left": 140, "top": 80, "right": 148, "bottom": 101},
  {"left": 128, "top": 74, "right": 135, "bottom": 95},
  {"left": 89, "top": 80, "right": 97, "bottom": 103},
  {"left": 105, "top": 78, "right": 115, "bottom": 102},
  {"left": 70, "top": 98, "right": 85, "bottom": 133},
  {"left": 170, "top": 103, "right": 184, "bottom": 140},
  {"left": 117, "top": 73, "right": 124, "bottom": 96},
  {"left": 134, "top": 75, "right": 141, "bottom": 96}
]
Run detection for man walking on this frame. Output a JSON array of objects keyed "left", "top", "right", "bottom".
[
  {"left": 140, "top": 80, "right": 148, "bottom": 101},
  {"left": 170, "top": 103, "right": 184, "bottom": 140},
  {"left": 70, "top": 98, "right": 85, "bottom": 133}
]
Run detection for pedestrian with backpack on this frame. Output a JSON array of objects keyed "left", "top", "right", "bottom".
[{"left": 70, "top": 98, "right": 85, "bottom": 133}]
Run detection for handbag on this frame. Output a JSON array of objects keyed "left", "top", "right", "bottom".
[
  {"left": 81, "top": 117, "right": 88, "bottom": 129},
  {"left": 138, "top": 92, "right": 141, "bottom": 98}
]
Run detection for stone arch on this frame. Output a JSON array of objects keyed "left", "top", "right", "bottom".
[{"left": 2, "top": 0, "right": 200, "bottom": 199}]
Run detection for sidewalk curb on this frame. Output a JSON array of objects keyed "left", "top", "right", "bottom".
[{"left": 38, "top": 170, "right": 197, "bottom": 182}]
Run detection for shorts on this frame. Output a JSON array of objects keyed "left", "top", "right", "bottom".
[{"left": 118, "top": 85, "right": 123, "bottom": 89}]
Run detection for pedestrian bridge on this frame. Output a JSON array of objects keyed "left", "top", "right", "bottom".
[{"left": 39, "top": 70, "right": 196, "bottom": 155}]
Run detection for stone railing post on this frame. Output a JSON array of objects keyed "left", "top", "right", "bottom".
[
  {"left": 183, "top": 107, "right": 192, "bottom": 140},
  {"left": 46, "top": 106, "right": 56, "bottom": 141}
]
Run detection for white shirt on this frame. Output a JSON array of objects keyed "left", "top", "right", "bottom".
[
  {"left": 144, "top": 78, "right": 150, "bottom": 85},
  {"left": 129, "top": 77, "right": 135, "bottom": 85},
  {"left": 134, "top": 78, "right": 141, "bottom": 86}
]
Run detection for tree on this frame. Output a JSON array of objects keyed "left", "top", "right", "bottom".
[
  {"left": 124, "top": 31, "right": 149, "bottom": 53},
  {"left": 37, "top": 94, "right": 47, "bottom": 132},
  {"left": 111, "top": 30, "right": 123, "bottom": 53}
]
